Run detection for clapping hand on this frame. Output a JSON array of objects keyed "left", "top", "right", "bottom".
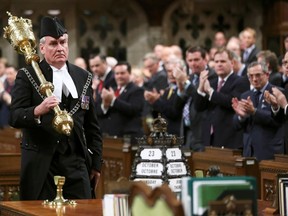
[
  {"left": 144, "top": 88, "right": 160, "bottom": 104},
  {"left": 173, "top": 67, "right": 187, "bottom": 92},
  {"left": 101, "top": 88, "right": 114, "bottom": 108}
]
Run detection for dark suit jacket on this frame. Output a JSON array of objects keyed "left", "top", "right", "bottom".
[
  {"left": 243, "top": 46, "right": 259, "bottom": 65},
  {"left": 233, "top": 83, "right": 284, "bottom": 161},
  {"left": 96, "top": 82, "right": 144, "bottom": 139},
  {"left": 238, "top": 65, "right": 247, "bottom": 77},
  {"left": 194, "top": 73, "right": 246, "bottom": 149},
  {"left": 9, "top": 59, "right": 102, "bottom": 200},
  {"left": 94, "top": 70, "right": 117, "bottom": 132},
  {"left": 175, "top": 69, "right": 217, "bottom": 151},
  {"left": 0, "top": 81, "right": 13, "bottom": 127},
  {"left": 269, "top": 71, "right": 283, "bottom": 87},
  {"left": 142, "top": 70, "right": 168, "bottom": 118},
  {"left": 143, "top": 69, "right": 168, "bottom": 92},
  {"left": 152, "top": 85, "right": 182, "bottom": 136},
  {"left": 272, "top": 86, "right": 288, "bottom": 154},
  {"left": 102, "top": 70, "right": 117, "bottom": 90},
  {"left": 0, "top": 101, "right": 9, "bottom": 128}
]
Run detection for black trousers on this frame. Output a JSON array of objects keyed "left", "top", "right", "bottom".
[{"left": 38, "top": 152, "right": 91, "bottom": 200}]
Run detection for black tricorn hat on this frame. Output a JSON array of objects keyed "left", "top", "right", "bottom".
[{"left": 40, "top": 16, "right": 67, "bottom": 39}]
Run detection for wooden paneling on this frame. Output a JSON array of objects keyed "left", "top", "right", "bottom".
[
  {"left": 96, "top": 136, "right": 135, "bottom": 198},
  {"left": 259, "top": 154, "right": 288, "bottom": 202}
]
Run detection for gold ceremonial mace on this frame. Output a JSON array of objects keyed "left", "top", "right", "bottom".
[{"left": 3, "top": 12, "right": 73, "bottom": 136}]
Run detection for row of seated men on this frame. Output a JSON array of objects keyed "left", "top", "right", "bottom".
[{"left": 87, "top": 42, "right": 288, "bottom": 163}]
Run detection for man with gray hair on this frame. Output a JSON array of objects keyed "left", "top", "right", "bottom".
[
  {"left": 143, "top": 52, "right": 168, "bottom": 92},
  {"left": 232, "top": 61, "right": 284, "bottom": 160}
]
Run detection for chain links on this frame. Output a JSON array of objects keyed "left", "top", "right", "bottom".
[
  {"left": 69, "top": 72, "right": 92, "bottom": 116},
  {"left": 21, "top": 68, "right": 93, "bottom": 116},
  {"left": 22, "top": 68, "right": 45, "bottom": 100}
]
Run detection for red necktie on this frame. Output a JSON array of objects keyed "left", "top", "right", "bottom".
[
  {"left": 217, "top": 79, "right": 225, "bottom": 92},
  {"left": 114, "top": 88, "right": 121, "bottom": 97},
  {"left": 98, "top": 80, "right": 103, "bottom": 93}
]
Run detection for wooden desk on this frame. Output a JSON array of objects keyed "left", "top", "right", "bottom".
[
  {"left": 0, "top": 199, "right": 276, "bottom": 216},
  {"left": 0, "top": 199, "right": 102, "bottom": 216}
]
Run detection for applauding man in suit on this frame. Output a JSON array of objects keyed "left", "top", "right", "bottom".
[
  {"left": 195, "top": 48, "right": 246, "bottom": 149},
  {"left": 97, "top": 61, "right": 144, "bottom": 143},
  {"left": 232, "top": 62, "right": 284, "bottom": 160}
]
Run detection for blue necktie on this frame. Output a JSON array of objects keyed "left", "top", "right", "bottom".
[
  {"left": 254, "top": 90, "right": 261, "bottom": 107},
  {"left": 183, "top": 97, "right": 192, "bottom": 126}
]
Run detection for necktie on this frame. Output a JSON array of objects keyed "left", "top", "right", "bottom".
[
  {"left": 192, "top": 75, "right": 199, "bottom": 86},
  {"left": 98, "top": 80, "right": 104, "bottom": 93},
  {"left": 167, "top": 87, "right": 174, "bottom": 99},
  {"left": 114, "top": 88, "right": 121, "bottom": 97},
  {"left": 243, "top": 50, "right": 249, "bottom": 62},
  {"left": 217, "top": 79, "right": 225, "bottom": 92},
  {"left": 254, "top": 90, "right": 261, "bottom": 107},
  {"left": 183, "top": 97, "right": 192, "bottom": 127}
]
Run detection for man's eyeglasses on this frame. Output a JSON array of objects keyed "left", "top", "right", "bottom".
[{"left": 247, "top": 73, "right": 264, "bottom": 79}]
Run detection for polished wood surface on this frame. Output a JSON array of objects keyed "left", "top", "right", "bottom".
[
  {"left": 0, "top": 199, "right": 103, "bottom": 216},
  {"left": 0, "top": 198, "right": 278, "bottom": 216}
]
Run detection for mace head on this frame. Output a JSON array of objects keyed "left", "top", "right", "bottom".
[{"left": 3, "top": 11, "right": 37, "bottom": 54}]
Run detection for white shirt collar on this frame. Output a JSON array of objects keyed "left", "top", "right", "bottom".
[{"left": 51, "top": 65, "right": 78, "bottom": 101}]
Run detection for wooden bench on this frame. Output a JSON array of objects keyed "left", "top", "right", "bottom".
[
  {"left": 0, "top": 127, "right": 22, "bottom": 201},
  {"left": 190, "top": 147, "right": 260, "bottom": 198}
]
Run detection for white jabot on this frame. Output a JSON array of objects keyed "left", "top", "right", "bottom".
[{"left": 51, "top": 65, "right": 78, "bottom": 101}]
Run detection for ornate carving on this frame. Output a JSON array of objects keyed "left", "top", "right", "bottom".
[
  {"left": 186, "top": 15, "right": 205, "bottom": 39},
  {"left": 263, "top": 179, "right": 275, "bottom": 201},
  {"left": 104, "top": 158, "right": 124, "bottom": 181},
  {"left": 0, "top": 185, "right": 20, "bottom": 201},
  {"left": 211, "top": 14, "right": 231, "bottom": 32}
]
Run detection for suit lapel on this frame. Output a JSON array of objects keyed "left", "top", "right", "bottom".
[
  {"left": 65, "top": 63, "right": 84, "bottom": 110},
  {"left": 118, "top": 82, "right": 132, "bottom": 98},
  {"left": 39, "top": 59, "right": 53, "bottom": 83},
  {"left": 67, "top": 63, "right": 83, "bottom": 98}
]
